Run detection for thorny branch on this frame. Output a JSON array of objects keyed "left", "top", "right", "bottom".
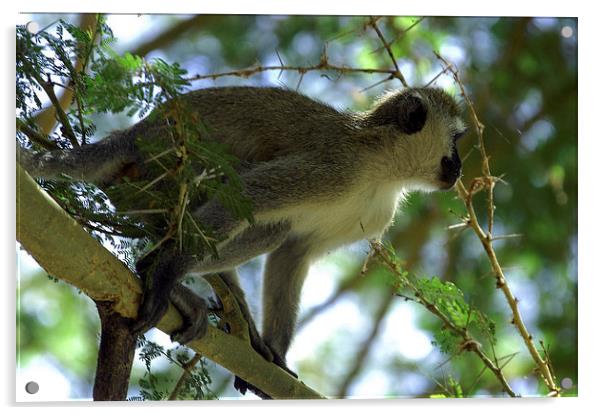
[
  {"left": 16, "top": 118, "right": 58, "bottom": 151},
  {"left": 189, "top": 16, "right": 419, "bottom": 91},
  {"left": 17, "top": 164, "right": 324, "bottom": 399},
  {"left": 367, "top": 16, "right": 409, "bottom": 88},
  {"left": 434, "top": 52, "right": 560, "bottom": 396},
  {"left": 189, "top": 60, "right": 398, "bottom": 85},
  {"left": 371, "top": 17, "right": 425, "bottom": 55}
]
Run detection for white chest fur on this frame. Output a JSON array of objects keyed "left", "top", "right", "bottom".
[{"left": 289, "top": 182, "right": 405, "bottom": 254}]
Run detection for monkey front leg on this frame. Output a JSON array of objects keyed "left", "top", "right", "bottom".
[
  {"left": 233, "top": 237, "right": 310, "bottom": 398},
  {"left": 262, "top": 237, "right": 312, "bottom": 365},
  {"left": 131, "top": 222, "right": 291, "bottom": 343}
]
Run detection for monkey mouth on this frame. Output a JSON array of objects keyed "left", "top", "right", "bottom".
[
  {"left": 438, "top": 153, "right": 461, "bottom": 190},
  {"left": 437, "top": 178, "right": 458, "bottom": 191}
]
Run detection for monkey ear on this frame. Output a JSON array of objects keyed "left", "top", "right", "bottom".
[{"left": 398, "top": 94, "right": 427, "bottom": 135}]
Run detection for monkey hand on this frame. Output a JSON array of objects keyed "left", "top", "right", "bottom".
[
  {"left": 168, "top": 284, "right": 209, "bottom": 345},
  {"left": 130, "top": 288, "right": 170, "bottom": 337},
  {"left": 233, "top": 378, "right": 272, "bottom": 400}
]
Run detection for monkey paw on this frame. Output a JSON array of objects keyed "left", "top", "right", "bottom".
[
  {"left": 131, "top": 287, "right": 209, "bottom": 345},
  {"left": 130, "top": 290, "right": 169, "bottom": 337},
  {"left": 169, "top": 286, "right": 209, "bottom": 345},
  {"left": 234, "top": 377, "right": 272, "bottom": 399},
  {"left": 170, "top": 315, "right": 208, "bottom": 345}
]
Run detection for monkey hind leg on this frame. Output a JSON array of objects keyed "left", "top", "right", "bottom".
[{"left": 208, "top": 270, "right": 299, "bottom": 398}]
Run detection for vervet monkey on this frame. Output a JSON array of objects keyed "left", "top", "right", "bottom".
[{"left": 18, "top": 86, "right": 466, "bottom": 394}]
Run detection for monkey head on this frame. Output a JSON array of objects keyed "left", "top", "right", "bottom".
[{"left": 363, "top": 87, "right": 467, "bottom": 192}]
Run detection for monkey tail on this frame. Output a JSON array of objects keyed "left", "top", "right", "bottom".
[{"left": 17, "top": 131, "right": 141, "bottom": 185}]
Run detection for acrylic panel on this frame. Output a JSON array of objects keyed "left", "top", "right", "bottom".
[{"left": 16, "top": 13, "right": 577, "bottom": 401}]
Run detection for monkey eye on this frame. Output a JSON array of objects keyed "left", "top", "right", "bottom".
[{"left": 452, "top": 128, "right": 468, "bottom": 142}]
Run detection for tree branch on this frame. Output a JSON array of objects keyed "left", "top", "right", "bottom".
[
  {"left": 16, "top": 164, "right": 324, "bottom": 400},
  {"left": 130, "top": 15, "right": 219, "bottom": 57},
  {"left": 93, "top": 301, "right": 137, "bottom": 400},
  {"left": 433, "top": 52, "right": 560, "bottom": 396},
  {"left": 367, "top": 16, "right": 408, "bottom": 87}
]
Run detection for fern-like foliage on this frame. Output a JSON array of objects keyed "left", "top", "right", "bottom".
[{"left": 16, "top": 16, "right": 253, "bottom": 261}]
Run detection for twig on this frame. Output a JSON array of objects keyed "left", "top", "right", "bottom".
[
  {"left": 359, "top": 75, "right": 395, "bottom": 93},
  {"left": 168, "top": 353, "right": 203, "bottom": 400},
  {"left": 371, "top": 17, "right": 426, "bottom": 55},
  {"left": 491, "top": 233, "right": 523, "bottom": 241},
  {"left": 367, "top": 16, "right": 408, "bottom": 87},
  {"left": 32, "top": 14, "right": 98, "bottom": 137},
  {"left": 424, "top": 62, "right": 453, "bottom": 88},
  {"left": 189, "top": 62, "right": 399, "bottom": 83},
  {"left": 433, "top": 52, "right": 560, "bottom": 396},
  {"left": 16, "top": 118, "right": 58, "bottom": 150},
  {"left": 136, "top": 171, "right": 171, "bottom": 194},
  {"left": 72, "top": 15, "right": 102, "bottom": 145},
  {"left": 20, "top": 59, "right": 79, "bottom": 147}
]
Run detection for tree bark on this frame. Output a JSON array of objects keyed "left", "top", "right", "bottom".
[{"left": 93, "top": 301, "right": 137, "bottom": 400}]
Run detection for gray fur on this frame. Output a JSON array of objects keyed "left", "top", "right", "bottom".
[{"left": 18, "top": 86, "right": 465, "bottom": 384}]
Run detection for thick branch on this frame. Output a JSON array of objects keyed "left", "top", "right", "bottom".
[
  {"left": 16, "top": 164, "right": 324, "bottom": 400},
  {"left": 93, "top": 301, "right": 137, "bottom": 400}
]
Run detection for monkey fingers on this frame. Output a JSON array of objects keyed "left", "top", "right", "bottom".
[
  {"left": 168, "top": 284, "right": 209, "bottom": 345},
  {"left": 233, "top": 377, "right": 272, "bottom": 399},
  {"left": 130, "top": 289, "right": 170, "bottom": 337}
]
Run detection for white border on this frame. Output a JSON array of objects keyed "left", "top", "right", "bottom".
[
  {"left": 4, "top": 1, "right": 599, "bottom": 414},
  {"left": 12, "top": 0, "right": 580, "bottom": 16}
]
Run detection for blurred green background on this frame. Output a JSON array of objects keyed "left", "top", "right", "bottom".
[{"left": 16, "top": 14, "right": 577, "bottom": 399}]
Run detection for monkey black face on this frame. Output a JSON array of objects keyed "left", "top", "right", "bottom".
[
  {"left": 438, "top": 148, "right": 462, "bottom": 189},
  {"left": 437, "top": 128, "right": 466, "bottom": 190}
]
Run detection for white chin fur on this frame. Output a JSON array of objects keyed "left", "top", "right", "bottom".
[{"left": 401, "top": 179, "right": 441, "bottom": 193}]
